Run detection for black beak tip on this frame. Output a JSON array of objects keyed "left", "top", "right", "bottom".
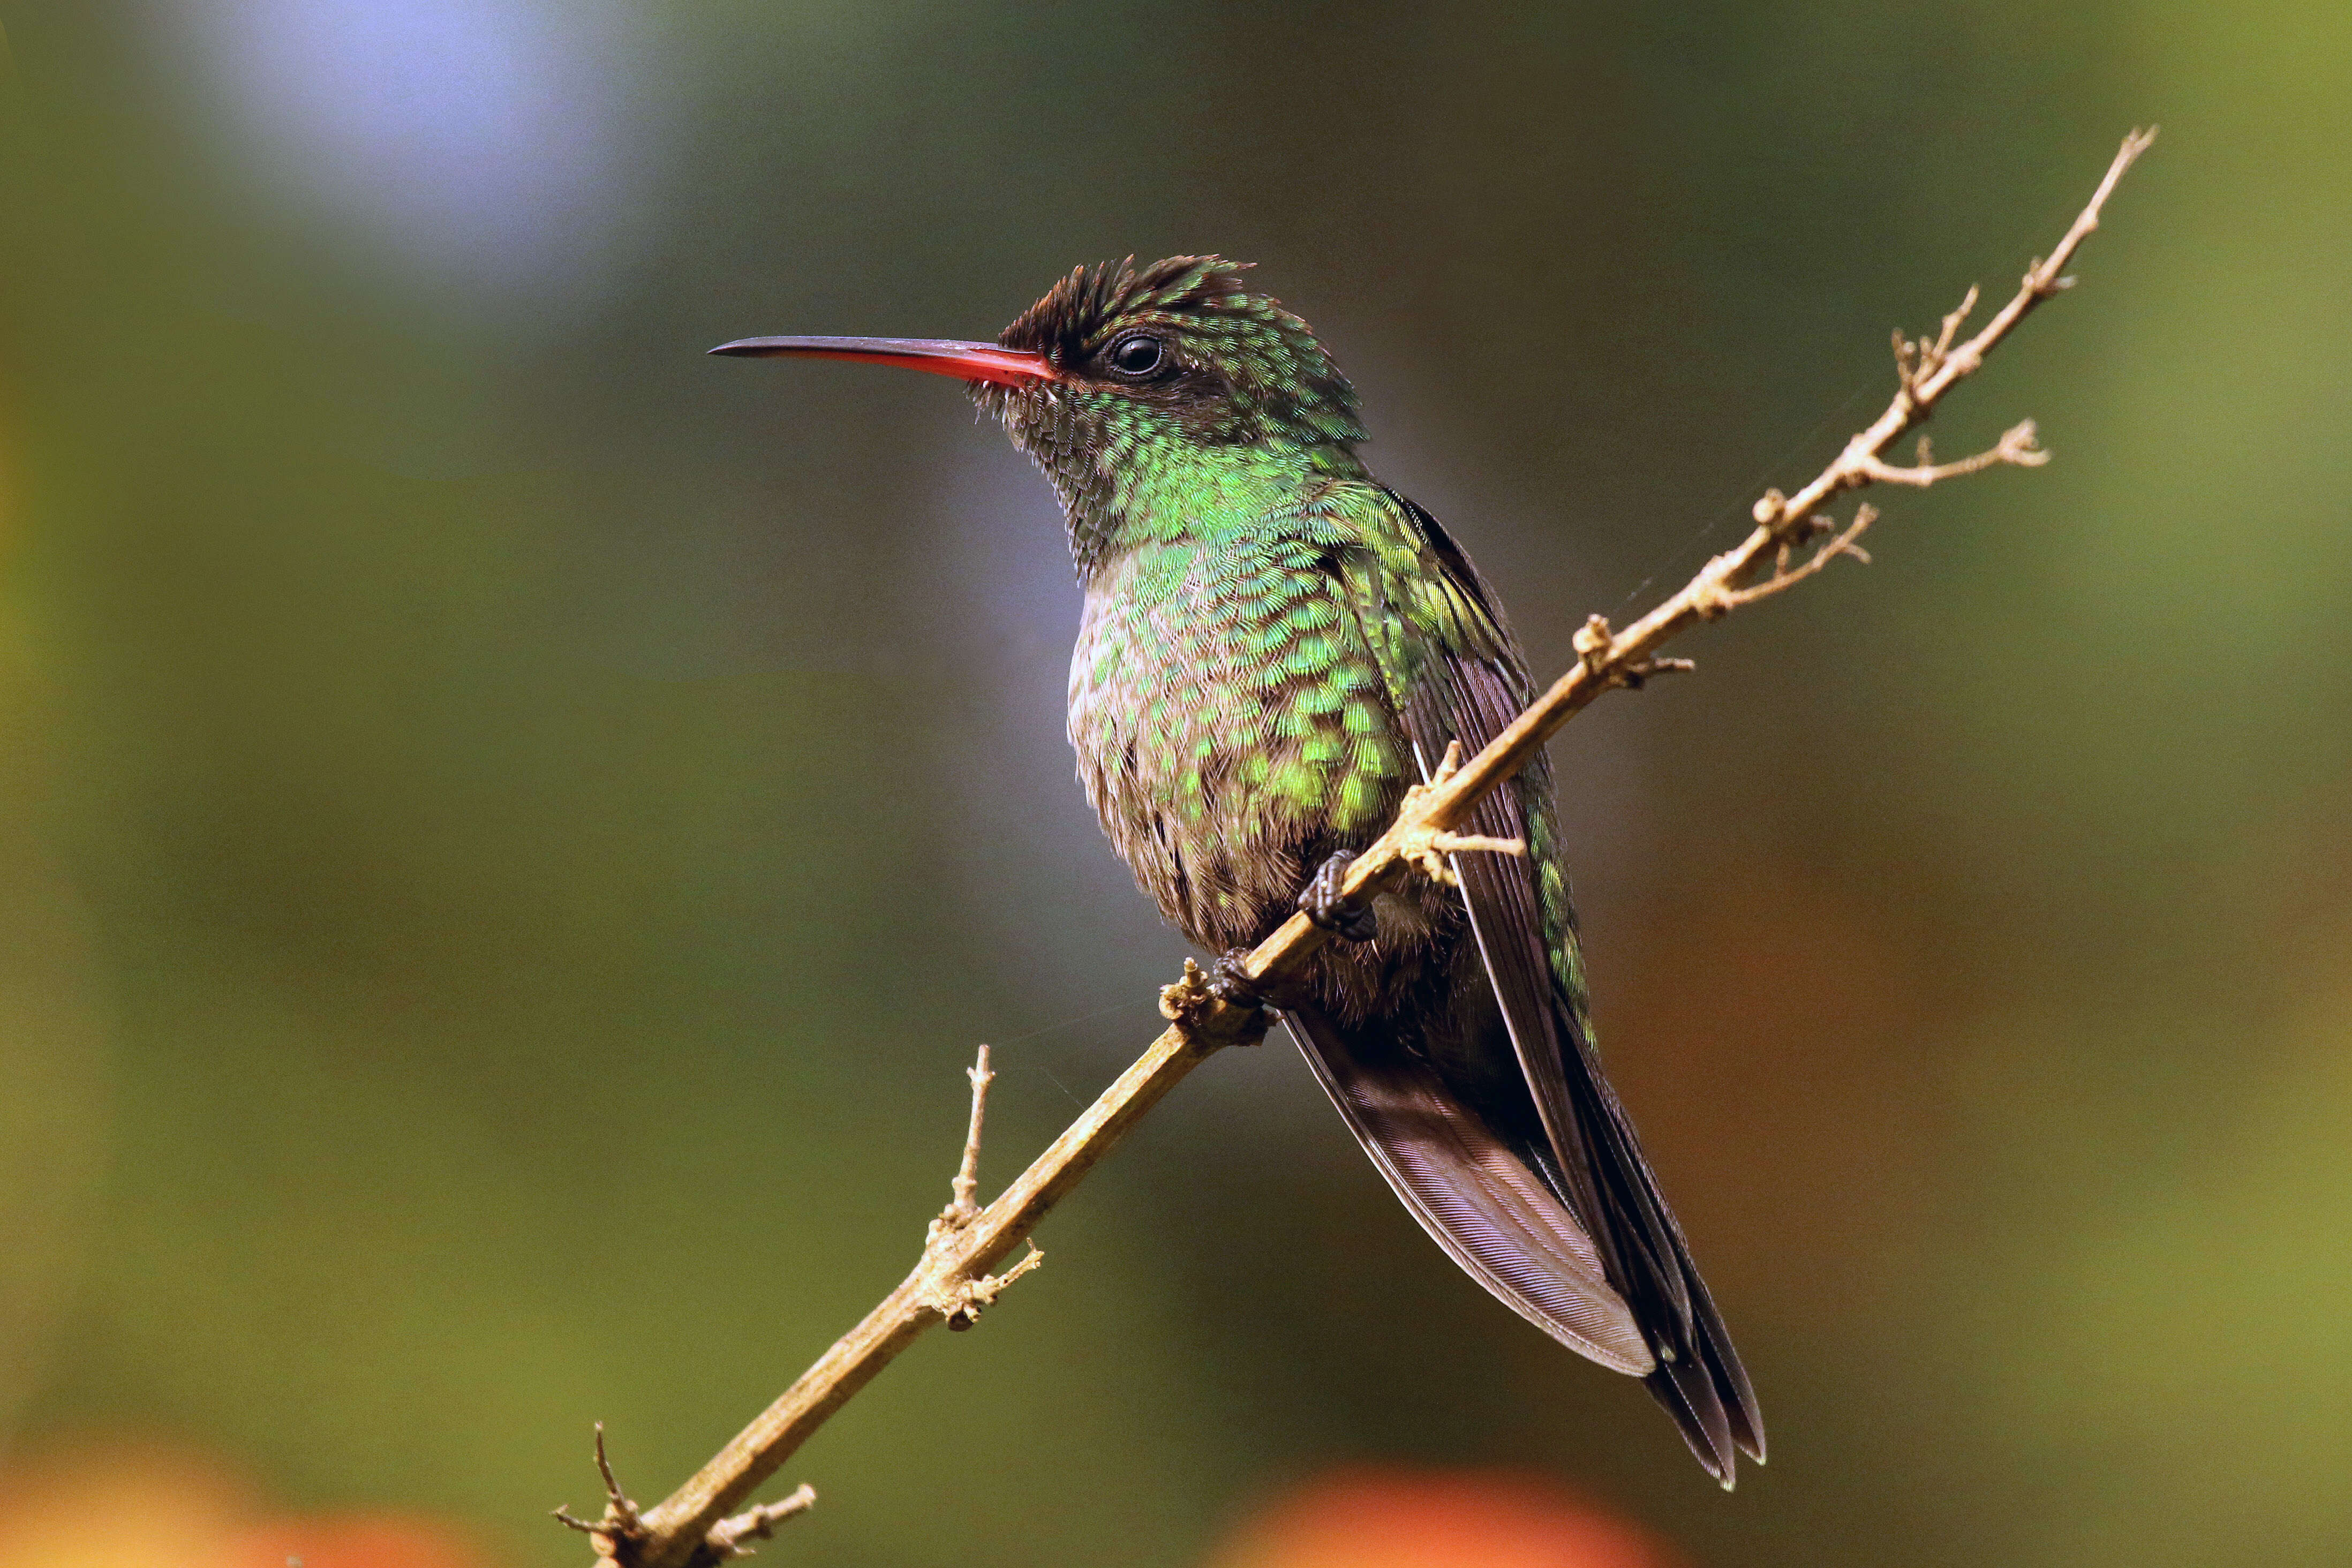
[{"left": 707, "top": 340, "right": 759, "bottom": 357}]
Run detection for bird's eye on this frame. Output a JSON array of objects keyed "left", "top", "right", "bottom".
[{"left": 1106, "top": 334, "right": 1165, "bottom": 378}]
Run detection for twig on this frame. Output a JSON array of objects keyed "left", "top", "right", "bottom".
[
  {"left": 921, "top": 1046, "right": 1046, "bottom": 1330},
  {"left": 935, "top": 1044, "right": 993, "bottom": 1233},
  {"left": 1706, "top": 504, "right": 1879, "bottom": 614},
  {"left": 704, "top": 1486, "right": 816, "bottom": 1561},
  {"left": 552, "top": 1425, "right": 646, "bottom": 1550},
  {"left": 1856, "top": 421, "right": 2048, "bottom": 488},
  {"left": 566, "top": 129, "right": 2153, "bottom": 1568}
]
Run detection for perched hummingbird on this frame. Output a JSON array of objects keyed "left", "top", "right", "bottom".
[{"left": 713, "top": 257, "right": 1763, "bottom": 1486}]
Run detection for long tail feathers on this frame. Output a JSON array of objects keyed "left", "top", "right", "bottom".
[
  {"left": 1285, "top": 1005, "right": 1654, "bottom": 1375},
  {"left": 1286, "top": 1002, "right": 1765, "bottom": 1487}
]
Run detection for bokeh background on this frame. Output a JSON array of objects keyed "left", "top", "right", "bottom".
[{"left": 4, "top": 3, "right": 2349, "bottom": 1565}]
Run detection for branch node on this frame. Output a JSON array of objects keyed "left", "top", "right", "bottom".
[
  {"left": 1895, "top": 281, "right": 1984, "bottom": 396},
  {"left": 932, "top": 1241, "right": 1045, "bottom": 1330},
  {"left": 1706, "top": 504, "right": 1879, "bottom": 611},
  {"left": 1751, "top": 487, "right": 1785, "bottom": 526},
  {"left": 552, "top": 1424, "right": 648, "bottom": 1560},
  {"left": 706, "top": 1484, "right": 818, "bottom": 1561},
  {"left": 1157, "top": 955, "right": 1214, "bottom": 1026},
  {"left": 1570, "top": 615, "right": 1627, "bottom": 682},
  {"left": 2025, "top": 259, "right": 2076, "bottom": 298},
  {"left": 1156, "top": 956, "right": 1270, "bottom": 1046},
  {"left": 1566, "top": 612, "right": 1690, "bottom": 691},
  {"left": 1390, "top": 741, "right": 1525, "bottom": 889},
  {"left": 1689, "top": 553, "right": 1745, "bottom": 621}
]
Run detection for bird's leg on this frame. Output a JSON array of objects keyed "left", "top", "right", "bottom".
[
  {"left": 1215, "top": 848, "right": 1377, "bottom": 1010},
  {"left": 1298, "top": 850, "right": 1379, "bottom": 942}
]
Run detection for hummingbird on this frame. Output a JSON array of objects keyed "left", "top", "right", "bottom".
[{"left": 712, "top": 257, "right": 1763, "bottom": 1486}]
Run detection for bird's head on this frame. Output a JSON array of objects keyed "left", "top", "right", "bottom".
[
  {"left": 979, "top": 255, "right": 1365, "bottom": 450},
  {"left": 712, "top": 257, "right": 1366, "bottom": 574}
]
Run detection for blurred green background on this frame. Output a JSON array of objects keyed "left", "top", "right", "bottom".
[{"left": 3, "top": 2, "right": 2349, "bottom": 1564}]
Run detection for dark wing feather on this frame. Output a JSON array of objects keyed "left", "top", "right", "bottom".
[{"left": 1392, "top": 494, "right": 1766, "bottom": 1482}]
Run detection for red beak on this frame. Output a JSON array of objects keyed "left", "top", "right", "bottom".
[{"left": 706, "top": 335, "right": 1055, "bottom": 387}]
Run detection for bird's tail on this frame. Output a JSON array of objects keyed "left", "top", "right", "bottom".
[
  {"left": 1284, "top": 1004, "right": 1654, "bottom": 1375},
  {"left": 1286, "top": 1001, "right": 1764, "bottom": 1486}
]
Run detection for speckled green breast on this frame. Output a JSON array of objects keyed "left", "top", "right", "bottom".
[{"left": 1067, "top": 531, "right": 1412, "bottom": 952}]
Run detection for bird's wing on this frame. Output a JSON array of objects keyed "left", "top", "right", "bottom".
[{"left": 1333, "top": 487, "right": 1765, "bottom": 1483}]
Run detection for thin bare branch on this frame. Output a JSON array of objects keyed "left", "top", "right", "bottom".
[{"left": 567, "top": 129, "right": 2152, "bottom": 1568}]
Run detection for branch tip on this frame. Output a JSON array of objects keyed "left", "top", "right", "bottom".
[
  {"left": 1437, "top": 831, "right": 1527, "bottom": 861},
  {"left": 1937, "top": 284, "right": 1981, "bottom": 358}
]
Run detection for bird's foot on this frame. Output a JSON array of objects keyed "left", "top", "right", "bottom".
[
  {"left": 1160, "top": 956, "right": 1272, "bottom": 1047},
  {"left": 1208, "top": 948, "right": 1285, "bottom": 1014},
  {"left": 1298, "top": 850, "right": 1379, "bottom": 941}
]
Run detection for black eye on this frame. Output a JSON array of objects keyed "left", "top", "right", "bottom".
[{"left": 1106, "top": 333, "right": 1165, "bottom": 378}]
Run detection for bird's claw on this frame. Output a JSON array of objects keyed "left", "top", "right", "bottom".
[
  {"left": 1208, "top": 948, "right": 1275, "bottom": 1011},
  {"left": 1298, "top": 850, "right": 1378, "bottom": 941}
]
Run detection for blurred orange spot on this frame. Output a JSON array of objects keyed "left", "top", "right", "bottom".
[
  {"left": 1208, "top": 1466, "right": 1686, "bottom": 1568},
  {"left": 0, "top": 1441, "right": 491, "bottom": 1568},
  {"left": 0, "top": 1443, "right": 253, "bottom": 1568},
  {"left": 228, "top": 1517, "right": 490, "bottom": 1568}
]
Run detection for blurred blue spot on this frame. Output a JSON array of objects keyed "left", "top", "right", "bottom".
[{"left": 169, "top": 0, "right": 647, "bottom": 285}]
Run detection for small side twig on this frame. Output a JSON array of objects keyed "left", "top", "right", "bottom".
[
  {"left": 1392, "top": 740, "right": 1526, "bottom": 888},
  {"left": 932, "top": 1044, "right": 994, "bottom": 1237},
  {"left": 566, "top": 129, "right": 2153, "bottom": 1568},
  {"left": 552, "top": 1424, "right": 646, "bottom": 1550},
  {"left": 704, "top": 1485, "right": 817, "bottom": 1560},
  {"left": 922, "top": 1044, "right": 1046, "bottom": 1329},
  {"left": 1700, "top": 504, "right": 1880, "bottom": 614},
  {"left": 1855, "top": 420, "right": 2048, "bottom": 488},
  {"left": 933, "top": 1241, "right": 1046, "bottom": 1331}
]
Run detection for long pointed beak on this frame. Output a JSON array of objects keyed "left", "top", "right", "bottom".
[{"left": 706, "top": 335, "right": 1055, "bottom": 387}]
